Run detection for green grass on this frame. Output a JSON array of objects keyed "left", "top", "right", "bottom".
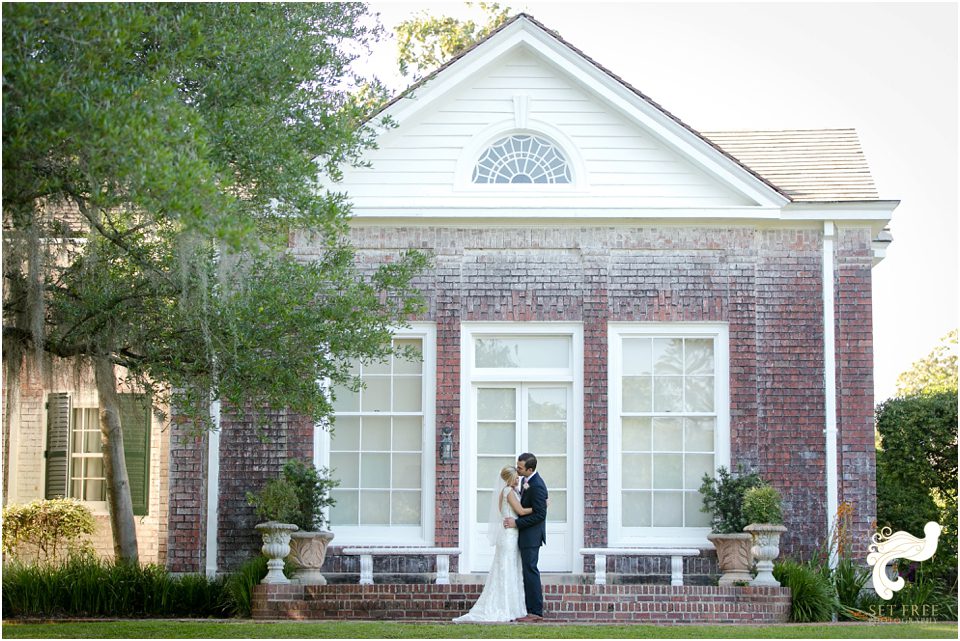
[{"left": 1, "top": 620, "right": 957, "bottom": 639}]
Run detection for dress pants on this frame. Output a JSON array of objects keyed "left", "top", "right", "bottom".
[{"left": 519, "top": 545, "right": 543, "bottom": 616}]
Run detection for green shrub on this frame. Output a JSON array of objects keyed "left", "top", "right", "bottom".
[
  {"left": 281, "top": 459, "right": 338, "bottom": 531},
  {"left": 832, "top": 556, "right": 871, "bottom": 619},
  {"left": 698, "top": 465, "right": 763, "bottom": 533},
  {"left": 1, "top": 499, "right": 96, "bottom": 564},
  {"left": 1, "top": 555, "right": 226, "bottom": 618},
  {"left": 246, "top": 477, "right": 300, "bottom": 524},
  {"left": 742, "top": 484, "right": 783, "bottom": 525},
  {"left": 221, "top": 555, "right": 293, "bottom": 617},
  {"left": 773, "top": 560, "right": 837, "bottom": 622}
]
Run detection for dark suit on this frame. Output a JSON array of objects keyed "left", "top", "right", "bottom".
[{"left": 515, "top": 472, "right": 547, "bottom": 616}]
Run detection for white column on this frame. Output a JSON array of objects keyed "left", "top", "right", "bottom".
[
  {"left": 670, "top": 555, "right": 684, "bottom": 587},
  {"left": 436, "top": 554, "right": 451, "bottom": 584},
  {"left": 822, "top": 221, "right": 839, "bottom": 570},
  {"left": 205, "top": 400, "right": 221, "bottom": 579},
  {"left": 359, "top": 554, "right": 374, "bottom": 585},
  {"left": 594, "top": 553, "right": 607, "bottom": 585}
]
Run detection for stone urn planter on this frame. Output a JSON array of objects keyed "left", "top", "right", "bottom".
[
  {"left": 255, "top": 522, "right": 299, "bottom": 584},
  {"left": 744, "top": 523, "right": 787, "bottom": 587},
  {"left": 287, "top": 530, "right": 335, "bottom": 585},
  {"left": 707, "top": 532, "right": 754, "bottom": 585}
]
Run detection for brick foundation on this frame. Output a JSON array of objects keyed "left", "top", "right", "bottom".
[{"left": 252, "top": 582, "right": 791, "bottom": 623}]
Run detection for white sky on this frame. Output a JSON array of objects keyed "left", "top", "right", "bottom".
[{"left": 361, "top": 1, "right": 959, "bottom": 403}]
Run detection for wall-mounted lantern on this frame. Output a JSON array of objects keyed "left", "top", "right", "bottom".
[{"left": 440, "top": 426, "right": 454, "bottom": 463}]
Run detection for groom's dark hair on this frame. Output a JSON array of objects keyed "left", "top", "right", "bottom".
[{"left": 518, "top": 452, "right": 537, "bottom": 470}]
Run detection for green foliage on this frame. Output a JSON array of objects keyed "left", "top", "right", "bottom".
[
  {"left": 742, "top": 484, "right": 783, "bottom": 525},
  {"left": 896, "top": 330, "right": 958, "bottom": 396},
  {"left": 773, "top": 560, "right": 838, "bottom": 622},
  {"left": 395, "top": 2, "right": 513, "bottom": 79},
  {"left": 246, "top": 478, "right": 300, "bottom": 525},
  {"left": 220, "top": 555, "right": 293, "bottom": 618},
  {"left": 831, "top": 557, "right": 872, "bottom": 618},
  {"left": 1, "top": 499, "right": 96, "bottom": 564},
  {"left": 699, "top": 465, "right": 764, "bottom": 533},
  {"left": 281, "top": 459, "right": 339, "bottom": 531},
  {"left": 1, "top": 554, "right": 226, "bottom": 618},
  {"left": 885, "top": 566, "right": 958, "bottom": 621},
  {"left": 876, "top": 391, "right": 958, "bottom": 587}
]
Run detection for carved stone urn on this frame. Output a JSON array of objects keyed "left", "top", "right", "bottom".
[
  {"left": 287, "top": 530, "right": 335, "bottom": 585},
  {"left": 744, "top": 523, "right": 788, "bottom": 587},
  {"left": 707, "top": 532, "right": 754, "bottom": 585},
  {"left": 255, "top": 522, "right": 299, "bottom": 584}
]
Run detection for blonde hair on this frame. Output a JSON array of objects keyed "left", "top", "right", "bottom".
[{"left": 500, "top": 465, "right": 518, "bottom": 485}]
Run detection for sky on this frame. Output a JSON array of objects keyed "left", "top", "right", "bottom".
[{"left": 360, "top": 1, "right": 959, "bottom": 403}]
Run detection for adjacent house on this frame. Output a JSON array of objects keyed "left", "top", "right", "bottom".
[{"left": 6, "top": 14, "right": 895, "bottom": 581}]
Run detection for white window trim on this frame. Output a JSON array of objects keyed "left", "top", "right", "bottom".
[
  {"left": 316, "top": 323, "right": 437, "bottom": 545},
  {"left": 607, "top": 323, "right": 730, "bottom": 547},
  {"left": 459, "top": 322, "right": 584, "bottom": 573},
  {"left": 454, "top": 119, "right": 588, "bottom": 193}
]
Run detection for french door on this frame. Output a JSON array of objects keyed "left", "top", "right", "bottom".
[{"left": 469, "top": 382, "right": 573, "bottom": 571}]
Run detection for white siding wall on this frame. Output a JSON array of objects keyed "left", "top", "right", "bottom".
[{"left": 334, "top": 50, "right": 752, "bottom": 208}]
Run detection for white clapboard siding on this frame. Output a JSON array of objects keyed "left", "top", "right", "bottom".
[{"left": 335, "top": 49, "right": 752, "bottom": 208}]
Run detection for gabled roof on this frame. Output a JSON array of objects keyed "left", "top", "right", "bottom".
[{"left": 703, "top": 129, "right": 880, "bottom": 202}]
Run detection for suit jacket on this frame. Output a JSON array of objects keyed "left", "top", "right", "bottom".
[{"left": 515, "top": 472, "right": 547, "bottom": 548}]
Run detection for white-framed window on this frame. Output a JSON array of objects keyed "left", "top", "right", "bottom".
[
  {"left": 608, "top": 324, "right": 730, "bottom": 547},
  {"left": 323, "top": 325, "right": 436, "bottom": 544},
  {"left": 473, "top": 133, "right": 572, "bottom": 184},
  {"left": 70, "top": 407, "right": 106, "bottom": 503}
]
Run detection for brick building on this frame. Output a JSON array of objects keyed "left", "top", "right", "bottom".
[{"left": 6, "top": 14, "right": 895, "bottom": 582}]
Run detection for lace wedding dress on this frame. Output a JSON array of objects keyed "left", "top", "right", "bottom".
[{"left": 453, "top": 486, "right": 527, "bottom": 623}]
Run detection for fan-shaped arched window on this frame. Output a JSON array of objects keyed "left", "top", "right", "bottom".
[{"left": 472, "top": 134, "right": 572, "bottom": 184}]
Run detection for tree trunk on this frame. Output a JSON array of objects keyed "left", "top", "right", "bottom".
[{"left": 93, "top": 355, "right": 139, "bottom": 563}]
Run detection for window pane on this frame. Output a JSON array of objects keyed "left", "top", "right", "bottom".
[
  {"left": 362, "top": 417, "right": 391, "bottom": 450},
  {"left": 330, "top": 452, "right": 359, "bottom": 487},
  {"left": 474, "top": 336, "right": 570, "bottom": 368},
  {"left": 478, "top": 422, "right": 516, "bottom": 455},
  {"left": 652, "top": 417, "right": 683, "bottom": 451},
  {"left": 652, "top": 492, "right": 684, "bottom": 526},
  {"left": 652, "top": 454, "right": 682, "bottom": 489},
  {"left": 332, "top": 416, "right": 360, "bottom": 450},
  {"left": 547, "top": 490, "right": 566, "bottom": 523},
  {"left": 331, "top": 385, "right": 359, "bottom": 412},
  {"left": 684, "top": 377, "right": 714, "bottom": 412},
  {"left": 360, "top": 453, "right": 390, "bottom": 487},
  {"left": 684, "top": 454, "right": 714, "bottom": 490},
  {"left": 392, "top": 416, "right": 422, "bottom": 451},
  {"left": 528, "top": 422, "right": 565, "bottom": 454},
  {"left": 72, "top": 430, "right": 84, "bottom": 452},
  {"left": 685, "top": 492, "right": 712, "bottom": 527},
  {"left": 685, "top": 418, "right": 715, "bottom": 451},
  {"left": 364, "top": 356, "right": 391, "bottom": 375},
  {"left": 622, "top": 454, "right": 651, "bottom": 489},
  {"left": 623, "top": 491, "right": 652, "bottom": 526},
  {"left": 684, "top": 339, "right": 714, "bottom": 375},
  {"left": 476, "top": 491, "right": 493, "bottom": 522},
  {"left": 477, "top": 456, "right": 513, "bottom": 487},
  {"left": 85, "top": 480, "right": 106, "bottom": 502},
  {"left": 392, "top": 454, "right": 421, "bottom": 489},
  {"left": 331, "top": 489, "right": 359, "bottom": 525},
  {"left": 653, "top": 377, "right": 682, "bottom": 412},
  {"left": 392, "top": 491, "right": 421, "bottom": 525},
  {"left": 537, "top": 456, "right": 566, "bottom": 488},
  {"left": 622, "top": 376, "right": 652, "bottom": 412},
  {"left": 86, "top": 457, "right": 104, "bottom": 478},
  {"left": 360, "top": 491, "right": 390, "bottom": 525},
  {"left": 477, "top": 388, "right": 515, "bottom": 421},
  {"left": 622, "top": 338, "right": 652, "bottom": 376},
  {"left": 528, "top": 388, "right": 566, "bottom": 420},
  {"left": 393, "top": 376, "right": 422, "bottom": 412},
  {"left": 394, "top": 339, "right": 423, "bottom": 375},
  {"left": 622, "top": 418, "right": 651, "bottom": 451},
  {"left": 653, "top": 338, "right": 683, "bottom": 375},
  {"left": 362, "top": 377, "right": 391, "bottom": 412}
]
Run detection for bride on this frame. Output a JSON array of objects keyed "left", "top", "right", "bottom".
[{"left": 453, "top": 465, "right": 533, "bottom": 623}]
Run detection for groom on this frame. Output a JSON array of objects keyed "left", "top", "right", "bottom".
[{"left": 503, "top": 452, "right": 547, "bottom": 622}]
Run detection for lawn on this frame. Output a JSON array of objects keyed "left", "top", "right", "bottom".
[{"left": 1, "top": 620, "right": 957, "bottom": 639}]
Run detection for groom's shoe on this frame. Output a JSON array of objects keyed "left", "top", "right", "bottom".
[{"left": 517, "top": 614, "right": 543, "bottom": 623}]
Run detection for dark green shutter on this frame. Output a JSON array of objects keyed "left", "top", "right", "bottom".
[
  {"left": 44, "top": 392, "right": 72, "bottom": 499},
  {"left": 118, "top": 393, "right": 151, "bottom": 516}
]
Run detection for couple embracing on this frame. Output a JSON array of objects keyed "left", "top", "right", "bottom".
[{"left": 454, "top": 452, "right": 547, "bottom": 623}]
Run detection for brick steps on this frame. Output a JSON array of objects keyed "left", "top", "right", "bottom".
[{"left": 253, "top": 583, "right": 791, "bottom": 623}]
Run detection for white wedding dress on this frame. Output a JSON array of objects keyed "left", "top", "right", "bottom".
[{"left": 453, "top": 486, "right": 527, "bottom": 623}]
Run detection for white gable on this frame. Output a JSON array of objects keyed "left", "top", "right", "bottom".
[{"left": 325, "top": 16, "right": 795, "bottom": 218}]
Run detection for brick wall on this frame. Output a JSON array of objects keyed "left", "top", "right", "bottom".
[
  {"left": 189, "top": 222, "right": 877, "bottom": 571},
  {"left": 253, "top": 582, "right": 791, "bottom": 623}
]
